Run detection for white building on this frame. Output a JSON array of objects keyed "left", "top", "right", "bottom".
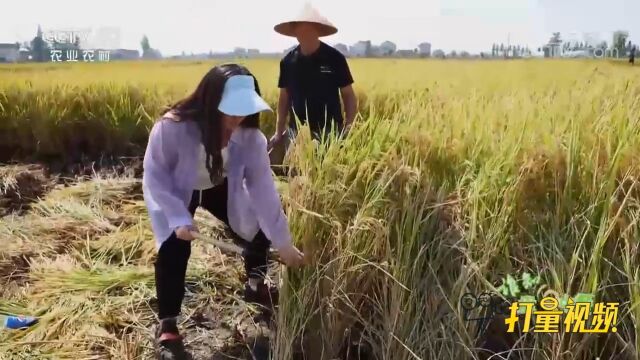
[
  {"left": 418, "top": 42, "right": 432, "bottom": 57},
  {"left": 380, "top": 41, "right": 397, "bottom": 56},
  {"left": 0, "top": 43, "right": 19, "bottom": 62},
  {"left": 19, "top": 46, "right": 31, "bottom": 61}
]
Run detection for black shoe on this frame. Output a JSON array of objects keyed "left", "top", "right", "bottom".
[
  {"left": 155, "top": 319, "right": 190, "bottom": 360},
  {"left": 244, "top": 282, "right": 279, "bottom": 311}
]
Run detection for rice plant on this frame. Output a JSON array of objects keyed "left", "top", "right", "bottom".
[{"left": 1, "top": 58, "right": 639, "bottom": 359}]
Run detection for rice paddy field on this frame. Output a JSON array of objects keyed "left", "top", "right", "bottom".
[{"left": 1, "top": 58, "right": 640, "bottom": 359}]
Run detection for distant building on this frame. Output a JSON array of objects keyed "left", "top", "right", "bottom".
[
  {"left": 142, "top": 48, "right": 163, "bottom": 59},
  {"left": 380, "top": 41, "right": 397, "bottom": 56},
  {"left": 350, "top": 41, "right": 371, "bottom": 57},
  {"left": 18, "top": 46, "right": 31, "bottom": 61},
  {"left": 233, "top": 47, "right": 247, "bottom": 57},
  {"left": 418, "top": 42, "right": 432, "bottom": 57},
  {"left": 110, "top": 49, "right": 140, "bottom": 60},
  {"left": 247, "top": 48, "right": 260, "bottom": 57},
  {"left": 334, "top": 43, "right": 349, "bottom": 56},
  {"left": 396, "top": 49, "right": 417, "bottom": 57},
  {"left": 0, "top": 43, "right": 19, "bottom": 62}
]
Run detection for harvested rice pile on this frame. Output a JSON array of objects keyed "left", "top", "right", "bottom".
[{"left": 0, "top": 174, "right": 273, "bottom": 359}]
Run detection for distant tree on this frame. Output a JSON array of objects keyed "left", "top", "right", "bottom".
[
  {"left": 30, "top": 25, "right": 49, "bottom": 62},
  {"left": 499, "top": 43, "right": 504, "bottom": 56},
  {"left": 547, "top": 32, "right": 562, "bottom": 56},
  {"left": 141, "top": 35, "right": 151, "bottom": 56},
  {"left": 460, "top": 51, "right": 470, "bottom": 58},
  {"left": 449, "top": 50, "right": 457, "bottom": 58},
  {"left": 432, "top": 49, "right": 445, "bottom": 59},
  {"left": 141, "top": 35, "right": 162, "bottom": 59}
]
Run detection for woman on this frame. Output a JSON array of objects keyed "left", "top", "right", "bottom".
[{"left": 142, "top": 63, "right": 304, "bottom": 359}]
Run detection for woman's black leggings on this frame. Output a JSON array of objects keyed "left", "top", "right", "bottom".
[{"left": 154, "top": 178, "right": 271, "bottom": 320}]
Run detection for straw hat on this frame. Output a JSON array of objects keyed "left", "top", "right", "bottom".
[{"left": 274, "top": 3, "right": 338, "bottom": 37}]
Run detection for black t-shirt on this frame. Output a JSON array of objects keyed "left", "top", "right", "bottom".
[{"left": 278, "top": 42, "right": 354, "bottom": 134}]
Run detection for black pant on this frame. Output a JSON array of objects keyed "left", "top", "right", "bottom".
[
  {"left": 290, "top": 118, "right": 344, "bottom": 142},
  {"left": 154, "top": 178, "right": 271, "bottom": 320}
]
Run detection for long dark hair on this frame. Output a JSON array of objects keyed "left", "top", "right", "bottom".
[{"left": 164, "top": 63, "right": 262, "bottom": 183}]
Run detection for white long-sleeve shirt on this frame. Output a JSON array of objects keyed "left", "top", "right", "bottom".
[{"left": 142, "top": 116, "right": 293, "bottom": 251}]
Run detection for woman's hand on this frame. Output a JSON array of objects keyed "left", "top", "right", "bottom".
[
  {"left": 175, "top": 225, "right": 198, "bottom": 241},
  {"left": 277, "top": 244, "right": 305, "bottom": 267}
]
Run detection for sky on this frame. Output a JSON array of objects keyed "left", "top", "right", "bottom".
[{"left": 1, "top": 0, "right": 639, "bottom": 55}]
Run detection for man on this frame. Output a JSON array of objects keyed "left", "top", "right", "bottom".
[
  {"left": 269, "top": 3, "right": 357, "bottom": 153},
  {"left": 630, "top": 45, "right": 636, "bottom": 66}
]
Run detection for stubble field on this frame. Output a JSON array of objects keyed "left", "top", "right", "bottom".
[{"left": 1, "top": 58, "right": 640, "bottom": 359}]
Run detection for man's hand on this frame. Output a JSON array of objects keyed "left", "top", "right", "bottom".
[
  {"left": 268, "top": 131, "right": 286, "bottom": 151},
  {"left": 340, "top": 85, "right": 357, "bottom": 131},
  {"left": 175, "top": 225, "right": 198, "bottom": 241},
  {"left": 342, "top": 123, "right": 353, "bottom": 138},
  {"left": 277, "top": 243, "right": 305, "bottom": 267},
  {"left": 271, "top": 88, "right": 290, "bottom": 152}
]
